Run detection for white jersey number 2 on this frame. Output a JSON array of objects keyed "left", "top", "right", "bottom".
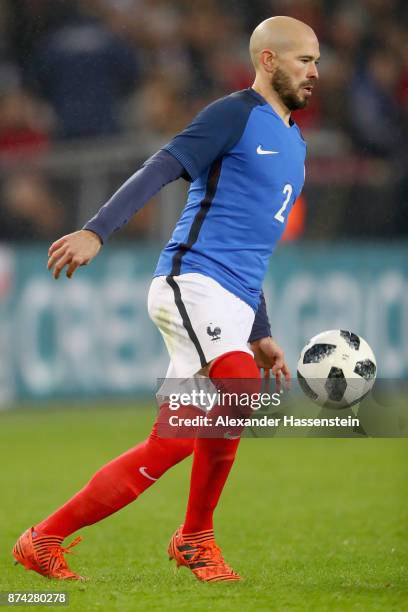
[{"left": 274, "top": 184, "right": 293, "bottom": 223}]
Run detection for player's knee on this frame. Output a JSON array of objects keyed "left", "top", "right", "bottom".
[
  {"left": 149, "top": 422, "right": 194, "bottom": 458},
  {"left": 209, "top": 350, "right": 260, "bottom": 381},
  {"left": 209, "top": 350, "right": 261, "bottom": 404}
]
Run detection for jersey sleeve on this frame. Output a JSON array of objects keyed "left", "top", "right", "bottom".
[
  {"left": 83, "top": 150, "right": 184, "bottom": 243},
  {"left": 248, "top": 291, "right": 272, "bottom": 343},
  {"left": 162, "top": 94, "right": 254, "bottom": 181}
]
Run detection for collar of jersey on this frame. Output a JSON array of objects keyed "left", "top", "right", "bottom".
[{"left": 247, "top": 87, "right": 295, "bottom": 128}]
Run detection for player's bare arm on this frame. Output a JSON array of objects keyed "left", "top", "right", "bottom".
[{"left": 47, "top": 229, "right": 102, "bottom": 280}]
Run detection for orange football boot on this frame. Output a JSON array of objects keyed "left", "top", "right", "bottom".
[
  {"left": 13, "top": 528, "right": 85, "bottom": 580},
  {"left": 168, "top": 526, "right": 241, "bottom": 582}
]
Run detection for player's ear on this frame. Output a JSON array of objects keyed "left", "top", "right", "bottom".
[{"left": 259, "top": 49, "right": 276, "bottom": 73}]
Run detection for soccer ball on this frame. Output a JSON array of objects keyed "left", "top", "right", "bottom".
[{"left": 297, "top": 330, "right": 377, "bottom": 408}]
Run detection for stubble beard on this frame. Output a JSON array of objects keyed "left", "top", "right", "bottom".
[{"left": 271, "top": 67, "right": 309, "bottom": 111}]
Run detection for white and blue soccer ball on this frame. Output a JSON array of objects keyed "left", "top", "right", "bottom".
[{"left": 297, "top": 329, "right": 377, "bottom": 408}]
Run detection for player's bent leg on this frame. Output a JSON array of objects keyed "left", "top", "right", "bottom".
[
  {"left": 34, "top": 406, "right": 194, "bottom": 537},
  {"left": 168, "top": 351, "right": 261, "bottom": 582},
  {"left": 13, "top": 403, "right": 194, "bottom": 580}
]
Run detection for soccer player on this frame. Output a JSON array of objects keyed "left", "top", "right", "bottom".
[{"left": 13, "top": 16, "right": 319, "bottom": 582}]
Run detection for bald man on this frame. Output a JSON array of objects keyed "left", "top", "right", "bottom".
[
  {"left": 250, "top": 16, "right": 319, "bottom": 117},
  {"left": 13, "top": 17, "right": 320, "bottom": 583}
]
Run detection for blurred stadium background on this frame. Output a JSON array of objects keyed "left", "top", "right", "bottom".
[
  {"left": 1, "top": 4, "right": 407, "bottom": 609},
  {"left": 0, "top": 0, "right": 407, "bottom": 405}
]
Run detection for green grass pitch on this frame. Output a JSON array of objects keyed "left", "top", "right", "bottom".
[{"left": 1, "top": 403, "right": 407, "bottom": 611}]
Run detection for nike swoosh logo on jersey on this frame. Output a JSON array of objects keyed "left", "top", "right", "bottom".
[
  {"left": 139, "top": 466, "right": 158, "bottom": 481},
  {"left": 257, "top": 145, "right": 279, "bottom": 155}
]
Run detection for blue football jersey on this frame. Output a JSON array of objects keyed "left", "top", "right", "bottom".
[{"left": 155, "top": 88, "right": 306, "bottom": 311}]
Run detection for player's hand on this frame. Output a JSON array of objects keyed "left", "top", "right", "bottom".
[
  {"left": 250, "top": 336, "right": 291, "bottom": 390},
  {"left": 47, "top": 229, "right": 102, "bottom": 279}
]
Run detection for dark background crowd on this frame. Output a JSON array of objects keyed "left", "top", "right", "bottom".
[{"left": 0, "top": 0, "right": 407, "bottom": 241}]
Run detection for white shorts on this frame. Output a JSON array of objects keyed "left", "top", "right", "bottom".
[{"left": 148, "top": 273, "right": 255, "bottom": 379}]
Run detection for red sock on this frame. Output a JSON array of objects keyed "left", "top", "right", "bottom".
[
  {"left": 182, "top": 351, "right": 260, "bottom": 535},
  {"left": 35, "top": 404, "right": 194, "bottom": 538}
]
